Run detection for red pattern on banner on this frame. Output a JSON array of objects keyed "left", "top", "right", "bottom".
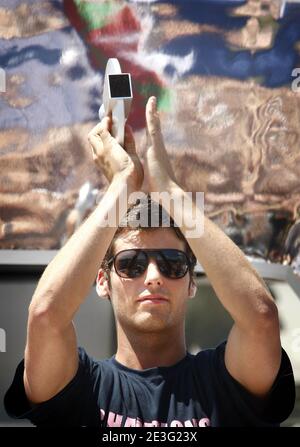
[{"left": 63, "top": 1, "right": 165, "bottom": 129}]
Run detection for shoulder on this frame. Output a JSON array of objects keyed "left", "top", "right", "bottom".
[
  {"left": 77, "top": 347, "right": 112, "bottom": 376},
  {"left": 192, "top": 341, "right": 226, "bottom": 367},
  {"left": 194, "top": 341, "right": 295, "bottom": 425},
  {"left": 4, "top": 347, "right": 112, "bottom": 424},
  {"left": 77, "top": 347, "right": 117, "bottom": 382}
]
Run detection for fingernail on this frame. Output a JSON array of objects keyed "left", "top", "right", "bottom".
[{"left": 150, "top": 96, "right": 156, "bottom": 110}]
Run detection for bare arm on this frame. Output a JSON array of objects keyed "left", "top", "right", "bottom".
[
  {"left": 144, "top": 96, "right": 281, "bottom": 397},
  {"left": 24, "top": 120, "right": 143, "bottom": 403},
  {"left": 171, "top": 192, "right": 281, "bottom": 396}
]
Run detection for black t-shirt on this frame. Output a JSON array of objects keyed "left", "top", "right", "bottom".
[{"left": 4, "top": 341, "right": 295, "bottom": 427}]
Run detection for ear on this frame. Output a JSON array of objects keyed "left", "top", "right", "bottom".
[
  {"left": 188, "top": 281, "right": 197, "bottom": 299},
  {"left": 96, "top": 268, "right": 111, "bottom": 300}
]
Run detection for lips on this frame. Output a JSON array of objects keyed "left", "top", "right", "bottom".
[{"left": 137, "top": 294, "right": 169, "bottom": 303}]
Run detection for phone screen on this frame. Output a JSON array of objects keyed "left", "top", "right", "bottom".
[{"left": 108, "top": 74, "right": 132, "bottom": 98}]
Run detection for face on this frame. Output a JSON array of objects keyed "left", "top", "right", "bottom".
[{"left": 97, "top": 228, "right": 196, "bottom": 335}]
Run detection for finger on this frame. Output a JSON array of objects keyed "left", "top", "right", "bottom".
[
  {"left": 88, "top": 117, "right": 111, "bottom": 138},
  {"left": 140, "top": 159, "right": 150, "bottom": 194},
  {"left": 88, "top": 117, "right": 115, "bottom": 151},
  {"left": 145, "top": 97, "right": 177, "bottom": 183},
  {"left": 145, "top": 96, "right": 164, "bottom": 147},
  {"left": 124, "top": 124, "right": 136, "bottom": 155}
]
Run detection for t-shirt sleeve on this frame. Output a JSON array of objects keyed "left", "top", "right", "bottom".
[
  {"left": 211, "top": 341, "right": 296, "bottom": 426},
  {"left": 4, "top": 347, "right": 99, "bottom": 426}
]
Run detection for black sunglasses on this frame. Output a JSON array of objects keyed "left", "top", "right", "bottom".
[{"left": 108, "top": 249, "right": 191, "bottom": 279}]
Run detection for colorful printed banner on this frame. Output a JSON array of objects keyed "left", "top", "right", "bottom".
[{"left": 0, "top": 0, "right": 300, "bottom": 272}]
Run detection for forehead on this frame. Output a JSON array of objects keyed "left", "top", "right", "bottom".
[{"left": 114, "top": 228, "right": 186, "bottom": 253}]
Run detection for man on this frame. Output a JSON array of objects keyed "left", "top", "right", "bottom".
[{"left": 4, "top": 97, "right": 295, "bottom": 427}]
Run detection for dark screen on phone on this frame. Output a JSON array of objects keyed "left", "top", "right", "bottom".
[{"left": 109, "top": 74, "right": 131, "bottom": 98}]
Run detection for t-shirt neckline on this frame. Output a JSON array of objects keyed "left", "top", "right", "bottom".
[{"left": 110, "top": 352, "right": 191, "bottom": 377}]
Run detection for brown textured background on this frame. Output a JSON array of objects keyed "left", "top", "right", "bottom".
[{"left": 0, "top": 0, "right": 300, "bottom": 272}]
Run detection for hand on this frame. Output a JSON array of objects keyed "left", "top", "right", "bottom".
[
  {"left": 142, "top": 97, "right": 178, "bottom": 194},
  {"left": 88, "top": 117, "right": 144, "bottom": 191}
]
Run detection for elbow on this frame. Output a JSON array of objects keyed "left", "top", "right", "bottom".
[
  {"left": 234, "top": 290, "right": 280, "bottom": 336},
  {"left": 28, "top": 292, "right": 71, "bottom": 333},
  {"left": 29, "top": 303, "right": 52, "bottom": 327},
  {"left": 254, "top": 295, "right": 279, "bottom": 331},
  {"left": 28, "top": 299, "right": 59, "bottom": 332}
]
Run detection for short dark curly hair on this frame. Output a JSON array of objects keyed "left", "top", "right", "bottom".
[{"left": 101, "top": 195, "right": 197, "bottom": 289}]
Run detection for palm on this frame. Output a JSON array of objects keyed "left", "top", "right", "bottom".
[
  {"left": 141, "top": 97, "right": 177, "bottom": 194},
  {"left": 89, "top": 118, "right": 144, "bottom": 191},
  {"left": 141, "top": 148, "right": 169, "bottom": 194}
]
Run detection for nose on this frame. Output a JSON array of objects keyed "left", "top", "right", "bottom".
[{"left": 143, "top": 260, "right": 164, "bottom": 287}]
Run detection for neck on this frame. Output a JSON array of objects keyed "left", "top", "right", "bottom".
[{"left": 115, "top": 324, "right": 187, "bottom": 370}]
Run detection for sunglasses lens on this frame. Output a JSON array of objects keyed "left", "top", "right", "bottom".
[
  {"left": 113, "top": 249, "right": 189, "bottom": 279},
  {"left": 157, "top": 250, "right": 189, "bottom": 278},
  {"left": 115, "top": 250, "right": 147, "bottom": 278}
]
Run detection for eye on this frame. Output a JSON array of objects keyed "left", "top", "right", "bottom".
[{"left": 131, "top": 264, "right": 146, "bottom": 276}]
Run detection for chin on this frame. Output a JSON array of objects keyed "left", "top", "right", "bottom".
[{"left": 133, "top": 312, "right": 171, "bottom": 332}]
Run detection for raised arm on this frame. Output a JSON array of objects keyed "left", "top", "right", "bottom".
[
  {"left": 24, "top": 120, "right": 143, "bottom": 403},
  {"left": 143, "top": 96, "right": 281, "bottom": 397}
]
